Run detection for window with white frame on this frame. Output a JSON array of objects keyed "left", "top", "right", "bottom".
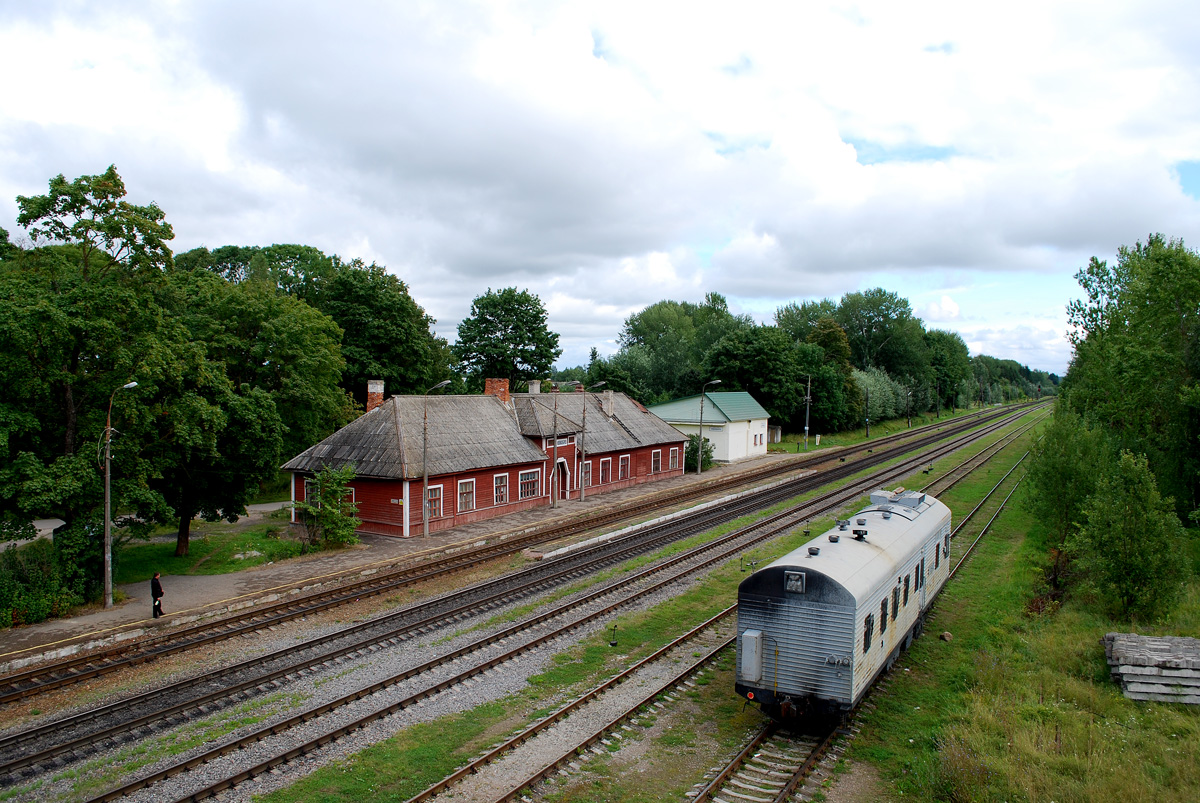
[
  {"left": 600, "top": 458, "right": 611, "bottom": 484},
  {"left": 582, "top": 461, "right": 592, "bottom": 487},
  {"left": 426, "top": 485, "right": 442, "bottom": 519},
  {"left": 669, "top": 448, "right": 678, "bottom": 470},
  {"left": 619, "top": 455, "right": 630, "bottom": 480},
  {"left": 304, "top": 479, "right": 319, "bottom": 506},
  {"left": 494, "top": 474, "right": 508, "bottom": 505},
  {"left": 651, "top": 450, "right": 661, "bottom": 473},
  {"left": 519, "top": 470, "right": 539, "bottom": 499},
  {"left": 458, "top": 479, "right": 475, "bottom": 512}
]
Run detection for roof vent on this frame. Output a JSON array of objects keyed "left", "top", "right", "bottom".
[
  {"left": 828, "top": 534, "right": 840, "bottom": 543},
  {"left": 838, "top": 520, "right": 849, "bottom": 531},
  {"left": 882, "top": 511, "right": 892, "bottom": 520},
  {"left": 853, "top": 529, "right": 868, "bottom": 541},
  {"left": 807, "top": 546, "right": 820, "bottom": 557},
  {"left": 856, "top": 518, "right": 866, "bottom": 526}
]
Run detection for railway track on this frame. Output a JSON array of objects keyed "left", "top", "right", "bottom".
[
  {"left": 0, "top": 404, "right": 1044, "bottom": 801},
  {"left": 0, "top": 403, "right": 1038, "bottom": 707}
]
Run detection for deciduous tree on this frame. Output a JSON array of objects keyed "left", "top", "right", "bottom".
[{"left": 454, "top": 287, "right": 561, "bottom": 388}]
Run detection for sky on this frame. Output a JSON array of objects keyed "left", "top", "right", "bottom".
[{"left": 2, "top": 1, "right": 1199, "bottom": 377}]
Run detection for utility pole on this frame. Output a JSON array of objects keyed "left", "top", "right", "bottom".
[{"left": 802, "top": 374, "right": 811, "bottom": 452}]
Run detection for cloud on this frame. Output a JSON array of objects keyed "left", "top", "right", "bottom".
[
  {"left": 2, "top": 0, "right": 1199, "bottom": 377},
  {"left": 923, "top": 295, "right": 961, "bottom": 322}
]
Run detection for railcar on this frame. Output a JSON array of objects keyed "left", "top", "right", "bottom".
[{"left": 735, "top": 488, "right": 951, "bottom": 719}]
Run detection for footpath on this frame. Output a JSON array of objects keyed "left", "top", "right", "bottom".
[{"left": 0, "top": 453, "right": 807, "bottom": 672}]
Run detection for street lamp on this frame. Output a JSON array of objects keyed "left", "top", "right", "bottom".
[
  {"left": 802, "top": 374, "right": 812, "bottom": 452},
  {"left": 423, "top": 379, "right": 451, "bottom": 537},
  {"left": 103, "top": 380, "right": 137, "bottom": 609},
  {"left": 696, "top": 379, "right": 722, "bottom": 475},
  {"left": 578, "top": 381, "right": 604, "bottom": 502},
  {"left": 864, "top": 383, "right": 870, "bottom": 438}
]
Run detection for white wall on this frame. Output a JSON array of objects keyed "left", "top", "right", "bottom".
[{"left": 667, "top": 418, "right": 769, "bottom": 462}]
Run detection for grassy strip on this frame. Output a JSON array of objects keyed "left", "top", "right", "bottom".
[
  {"left": 115, "top": 515, "right": 304, "bottom": 584},
  {"left": 846, "top": 425, "right": 1200, "bottom": 801}
]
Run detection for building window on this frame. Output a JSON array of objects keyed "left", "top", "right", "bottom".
[
  {"left": 669, "top": 448, "right": 679, "bottom": 470},
  {"left": 583, "top": 461, "right": 592, "bottom": 487},
  {"left": 880, "top": 599, "right": 888, "bottom": 634},
  {"left": 519, "top": 470, "right": 539, "bottom": 500},
  {"left": 903, "top": 574, "right": 910, "bottom": 606},
  {"left": 864, "top": 614, "right": 874, "bottom": 652},
  {"left": 494, "top": 474, "right": 508, "bottom": 505},
  {"left": 652, "top": 450, "right": 661, "bottom": 473},
  {"left": 619, "top": 455, "right": 630, "bottom": 480},
  {"left": 556, "top": 436, "right": 570, "bottom": 446},
  {"left": 458, "top": 480, "right": 475, "bottom": 513},
  {"left": 426, "top": 485, "right": 442, "bottom": 519},
  {"left": 600, "top": 458, "right": 611, "bottom": 484},
  {"left": 304, "top": 479, "right": 319, "bottom": 506}
]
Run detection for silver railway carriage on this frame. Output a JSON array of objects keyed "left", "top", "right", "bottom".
[{"left": 735, "top": 488, "right": 951, "bottom": 719}]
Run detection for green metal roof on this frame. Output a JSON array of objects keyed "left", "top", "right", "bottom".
[{"left": 647, "top": 391, "right": 770, "bottom": 424}]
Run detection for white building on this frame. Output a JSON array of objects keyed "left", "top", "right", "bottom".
[{"left": 648, "top": 391, "right": 771, "bottom": 463}]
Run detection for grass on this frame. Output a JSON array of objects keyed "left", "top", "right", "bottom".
[
  {"left": 771, "top": 403, "right": 993, "bottom": 453},
  {"left": 114, "top": 514, "right": 305, "bottom": 584},
  {"left": 844, "top": 418, "right": 1200, "bottom": 802}
]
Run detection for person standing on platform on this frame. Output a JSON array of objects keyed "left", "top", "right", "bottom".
[{"left": 151, "top": 572, "right": 164, "bottom": 619}]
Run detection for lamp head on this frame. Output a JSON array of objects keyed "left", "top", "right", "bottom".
[{"left": 123, "top": 381, "right": 138, "bottom": 389}]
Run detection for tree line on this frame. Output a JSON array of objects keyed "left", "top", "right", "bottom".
[
  {"left": 1024, "top": 234, "right": 1198, "bottom": 621},
  {"left": 556, "top": 289, "right": 1057, "bottom": 435}
]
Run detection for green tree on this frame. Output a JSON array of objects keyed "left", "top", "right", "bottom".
[
  {"left": 1022, "top": 408, "right": 1106, "bottom": 586},
  {"left": 704, "top": 326, "right": 802, "bottom": 421},
  {"left": 1070, "top": 451, "right": 1189, "bottom": 619},
  {"left": 835, "top": 288, "right": 922, "bottom": 372},
  {"left": 454, "top": 287, "right": 561, "bottom": 389},
  {"left": 926, "top": 329, "right": 971, "bottom": 413},
  {"left": 684, "top": 433, "right": 716, "bottom": 473},
  {"left": 775, "top": 298, "right": 838, "bottom": 343},
  {"left": 1063, "top": 234, "right": 1200, "bottom": 514},
  {"left": 294, "top": 464, "right": 362, "bottom": 551}
]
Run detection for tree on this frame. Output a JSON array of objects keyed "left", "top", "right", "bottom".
[
  {"left": 775, "top": 299, "right": 838, "bottom": 343},
  {"left": 1070, "top": 451, "right": 1189, "bottom": 619},
  {"left": 294, "top": 464, "right": 362, "bottom": 551},
  {"left": 1063, "top": 234, "right": 1200, "bottom": 514},
  {"left": 684, "top": 433, "right": 716, "bottom": 473},
  {"left": 835, "top": 288, "right": 919, "bottom": 371},
  {"left": 704, "top": 326, "right": 803, "bottom": 421},
  {"left": 926, "top": 329, "right": 971, "bottom": 413},
  {"left": 454, "top": 288, "right": 561, "bottom": 388},
  {"left": 1022, "top": 408, "right": 1106, "bottom": 586}
]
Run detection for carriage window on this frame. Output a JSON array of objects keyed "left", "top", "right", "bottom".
[
  {"left": 903, "top": 575, "right": 910, "bottom": 606},
  {"left": 944, "top": 533, "right": 950, "bottom": 558},
  {"left": 934, "top": 543, "right": 940, "bottom": 570},
  {"left": 891, "top": 587, "right": 900, "bottom": 620},
  {"left": 880, "top": 599, "right": 888, "bottom": 634},
  {"left": 784, "top": 571, "right": 805, "bottom": 594},
  {"left": 864, "top": 614, "right": 874, "bottom": 652}
]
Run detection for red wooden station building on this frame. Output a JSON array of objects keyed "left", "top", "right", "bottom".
[{"left": 282, "top": 379, "right": 687, "bottom": 537}]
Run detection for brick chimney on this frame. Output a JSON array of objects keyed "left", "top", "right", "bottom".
[
  {"left": 366, "top": 379, "right": 385, "bottom": 412},
  {"left": 484, "top": 378, "right": 510, "bottom": 404}
]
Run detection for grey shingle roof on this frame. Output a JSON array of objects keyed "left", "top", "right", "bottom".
[
  {"left": 512, "top": 392, "right": 687, "bottom": 453},
  {"left": 282, "top": 391, "right": 686, "bottom": 479},
  {"left": 281, "top": 395, "right": 547, "bottom": 479}
]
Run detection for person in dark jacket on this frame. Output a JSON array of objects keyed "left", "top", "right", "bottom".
[{"left": 151, "top": 572, "right": 164, "bottom": 619}]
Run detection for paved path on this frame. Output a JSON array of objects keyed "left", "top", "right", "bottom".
[{"left": 0, "top": 453, "right": 807, "bottom": 670}]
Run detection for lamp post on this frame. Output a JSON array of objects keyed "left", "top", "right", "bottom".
[
  {"left": 423, "top": 379, "right": 451, "bottom": 537},
  {"left": 802, "top": 374, "right": 812, "bottom": 452},
  {"left": 905, "top": 387, "right": 912, "bottom": 428},
  {"left": 550, "top": 383, "right": 562, "bottom": 509},
  {"left": 578, "top": 381, "right": 604, "bottom": 502},
  {"left": 103, "top": 380, "right": 137, "bottom": 609},
  {"left": 696, "top": 379, "right": 722, "bottom": 475}
]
